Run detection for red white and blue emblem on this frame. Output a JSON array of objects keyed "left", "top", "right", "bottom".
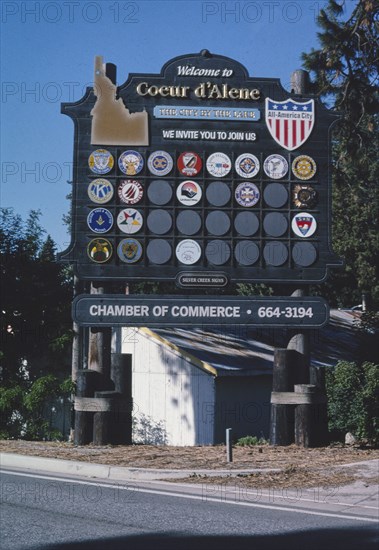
[
  {"left": 291, "top": 212, "right": 317, "bottom": 238},
  {"left": 265, "top": 98, "right": 315, "bottom": 151}
]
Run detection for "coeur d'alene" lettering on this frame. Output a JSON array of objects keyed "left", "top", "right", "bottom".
[{"left": 136, "top": 81, "right": 261, "bottom": 101}]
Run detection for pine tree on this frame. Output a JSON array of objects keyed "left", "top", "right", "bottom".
[
  {"left": 0, "top": 209, "right": 72, "bottom": 383},
  {"left": 302, "top": 0, "right": 379, "bottom": 306}
]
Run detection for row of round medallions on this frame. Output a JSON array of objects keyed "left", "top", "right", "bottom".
[
  {"left": 87, "top": 208, "right": 317, "bottom": 239},
  {"left": 87, "top": 237, "right": 317, "bottom": 268},
  {"left": 88, "top": 149, "right": 317, "bottom": 180},
  {"left": 88, "top": 179, "right": 318, "bottom": 210}
]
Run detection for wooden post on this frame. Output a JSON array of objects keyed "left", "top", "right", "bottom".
[
  {"left": 294, "top": 384, "right": 316, "bottom": 447},
  {"left": 88, "top": 282, "right": 113, "bottom": 444},
  {"left": 288, "top": 67, "right": 311, "bottom": 388},
  {"left": 74, "top": 369, "right": 103, "bottom": 445},
  {"left": 271, "top": 384, "right": 327, "bottom": 447},
  {"left": 71, "top": 276, "right": 81, "bottom": 384},
  {"left": 270, "top": 71, "right": 314, "bottom": 448},
  {"left": 69, "top": 275, "right": 82, "bottom": 442},
  {"left": 309, "top": 366, "right": 329, "bottom": 446},
  {"left": 93, "top": 390, "right": 118, "bottom": 445},
  {"left": 287, "top": 287, "right": 311, "bottom": 447},
  {"left": 288, "top": 67, "right": 311, "bottom": 397},
  {"left": 270, "top": 349, "right": 298, "bottom": 445},
  {"left": 287, "top": 288, "right": 310, "bottom": 376},
  {"left": 290, "top": 69, "right": 310, "bottom": 95},
  {"left": 73, "top": 282, "right": 114, "bottom": 445},
  {"left": 111, "top": 353, "right": 133, "bottom": 444},
  {"left": 88, "top": 283, "right": 112, "bottom": 381}
]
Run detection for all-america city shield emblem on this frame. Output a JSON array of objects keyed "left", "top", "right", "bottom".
[{"left": 265, "top": 98, "right": 315, "bottom": 151}]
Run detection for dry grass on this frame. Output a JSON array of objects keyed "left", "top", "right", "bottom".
[
  {"left": 237, "top": 465, "right": 363, "bottom": 489},
  {"left": 170, "top": 465, "right": 370, "bottom": 489},
  {"left": 0, "top": 439, "right": 378, "bottom": 471},
  {"left": 1, "top": 440, "right": 378, "bottom": 488}
]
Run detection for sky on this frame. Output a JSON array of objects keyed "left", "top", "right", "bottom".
[{"left": 1, "top": 0, "right": 356, "bottom": 253}]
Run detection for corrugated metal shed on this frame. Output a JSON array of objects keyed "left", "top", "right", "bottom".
[{"left": 121, "top": 310, "right": 366, "bottom": 445}]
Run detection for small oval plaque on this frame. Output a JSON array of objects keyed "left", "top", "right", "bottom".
[{"left": 176, "top": 272, "right": 229, "bottom": 288}]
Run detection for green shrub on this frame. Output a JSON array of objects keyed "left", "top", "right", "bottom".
[
  {"left": 235, "top": 435, "right": 268, "bottom": 447},
  {"left": 0, "top": 375, "right": 73, "bottom": 441},
  {"left": 0, "top": 385, "right": 25, "bottom": 438},
  {"left": 326, "top": 361, "right": 379, "bottom": 446}
]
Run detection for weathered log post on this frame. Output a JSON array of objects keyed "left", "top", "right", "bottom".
[
  {"left": 309, "top": 366, "right": 329, "bottom": 446},
  {"left": 70, "top": 275, "right": 82, "bottom": 442},
  {"left": 110, "top": 353, "right": 133, "bottom": 444},
  {"left": 294, "top": 384, "right": 327, "bottom": 447},
  {"left": 270, "top": 349, "right": 298, "bottom": 445},
  {"left": 93, "top": 390, "right": 118, "bottom": 445},
  {"left": 74, "top": 369, "right": 103, "bottom": 445}
]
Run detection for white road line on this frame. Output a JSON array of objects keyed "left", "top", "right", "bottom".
[
  {"left": 1, "top": 469, "right": 377, "bottom": 524},
  {"left": 165, "top": 480, "right": 379, "bottom": 511}
]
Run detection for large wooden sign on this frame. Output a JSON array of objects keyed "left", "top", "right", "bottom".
[{"left": 59, "top": 51, "right": 342, "bottom": 285}]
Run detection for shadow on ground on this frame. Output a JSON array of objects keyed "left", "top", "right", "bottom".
[{"left": 37, "top": 527, "right": 379, "bottom": 550}]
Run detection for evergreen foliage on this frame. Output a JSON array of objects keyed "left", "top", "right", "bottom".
[
  {"left": 302, "top": 0, "right": 379, "bottom": 306},
  {"left": 326, "top": 360, "right": 379, "bottom": 445},
  {"left": 0, "top": 375, "right": 74, "bottom": 440},
  {"left": 0, "top": 208, "right": 73, "bottom": 439},
  {"left": 0, "top": 208, "right": 72, "bottom": 383}
]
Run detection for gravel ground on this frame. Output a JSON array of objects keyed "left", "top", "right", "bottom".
[{"left": 1, "top": 440, "right": 378, "bottom": 488}]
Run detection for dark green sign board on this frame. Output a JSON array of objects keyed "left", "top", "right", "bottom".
[
  {"left": 59, "top": 51, "right": 342, "bottom": 284},
  {"left": 73, "top": 295, "right": 329, "bottom": 328}
]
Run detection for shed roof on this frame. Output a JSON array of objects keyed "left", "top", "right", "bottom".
[{"left": 140, "top": 310, "right": 363, "bottom": 377}]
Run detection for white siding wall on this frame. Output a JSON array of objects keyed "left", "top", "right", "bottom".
[{"left": 122, "top": 328, "right": 215, "bottom": 446}]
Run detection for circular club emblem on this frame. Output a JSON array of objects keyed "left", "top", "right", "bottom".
[
  {"left": 87, "top": 179, "right": 114, "bottom": 204},
  {"left": 263, "top": 154, "right": 288, "bottom": 179},
  {"left": 235, "top": 154, "right": 260, "bottom": 178},
  {"left": 117, "top": 208, "right": 143, "bottom": 234},
  {"left": 175, "top": 240, "right": 201, "bottom": 265},
  {"left": 88, "top": 150, "right": 114, "bottom": 174},
  {"left": 176, "top": 180, "right": 202, "bottom": 206},
  {"left": 206, "top": 152, "right": 232, "bottom": 177},
  {"left": 291, "top": 212, "right": 317, "bottom": 238},
  {"left": 87, "top": 238, "right": 112, "bottom": 263},
  {"left": 147, "top": 151, "right": 173, "bottom": 176},
  {"left": 177, "top": 152, "right": 202, "bottom": 176},
  {"left": 235, "top": 182, "right": 260, "bottom": 207},
  {"left": 292, "top": 155, "right": 317, "bottom": 180},
  {"left": 118, "top": 180, "right": 143, "bottom": 205},
  {"left": 117, "top": 238, "right": 143, "bottom": 263},
  {"left": 293, "top": 184, "right": 318, "bottom": 208},
  {"left": 118, "top": 150, "right": 144, "bottom": 175},
  {"left": 87, "top": 208, "right": 113, "bottom": 234}
]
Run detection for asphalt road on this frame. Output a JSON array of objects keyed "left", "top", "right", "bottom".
[{"left": 1, "top": 469, "right": 378, "bottom": 550}]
